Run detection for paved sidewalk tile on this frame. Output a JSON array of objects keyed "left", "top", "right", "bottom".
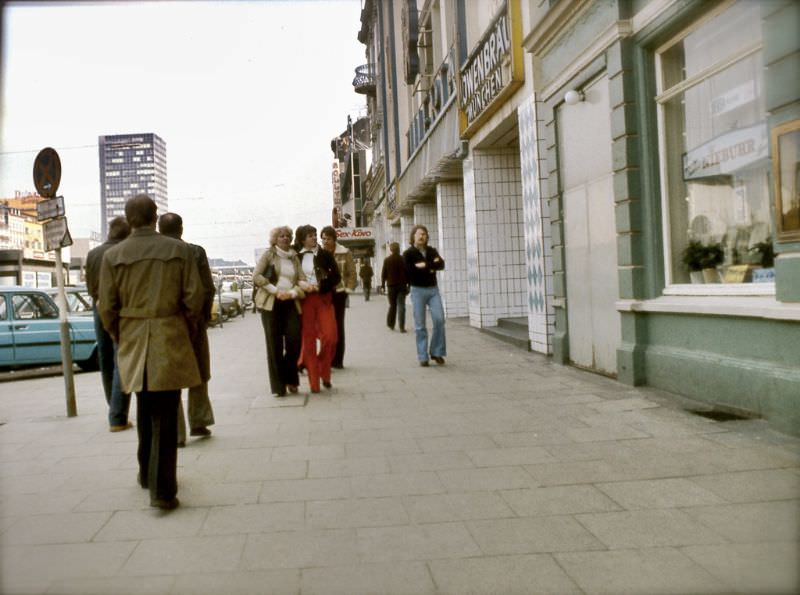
[
  {"left": 575, "top": 509, "right": 728, "bottom": 548},
  {"left": 120, "top": 534, "right": 246, "bottom": 576},
  {"left": 242, "top": 529, "right": 360, "bottom": 570},
  {"left": 554, "top": 547, "right": 730, "bottom": 594},
  {"left": 301, "top": 561, "right": 435, "bottom": 595},
  {"left": 682, "top": 541, "right": 800, "bottom": 594},
  {"left": 357, "top": 522, "right": 481, "bottom": 562},
  {"left": 682, "top": 499, "right": 800, "bottom": 543},
  {"left": 467, "top": 516, "right": 606, "bottom": 555},
  {"left": 429, "top": 554, "right": 582, "bottom": 594}
]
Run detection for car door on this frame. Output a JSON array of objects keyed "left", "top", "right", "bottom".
[
  {"left": 0, "top": 295, "right": 14, "bottom": 366},
  {"left": 10, "top": 291, "right": 62, "bottom": 365}
]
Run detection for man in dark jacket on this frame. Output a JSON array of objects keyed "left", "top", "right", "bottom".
[
  {"left": 380, "top": 242, "right": 408, "bottom": 332},
  {"left": 85, "top": 216, "right": 132, "bottom": 431},
  {"left": 403, "top": 225, "right": 446, "bottom": 366},
  {"left": 158, "top": 212, "right": 216, "bottom": 444},
  {"left": 359, "top": 260, "right": 374, "bottom": 301}
]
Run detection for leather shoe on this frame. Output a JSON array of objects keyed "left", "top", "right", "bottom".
[
  {"left": 190, "top": 427, "right": 211, "bottom": 437},
  {"left": 109, "top": 422, "right": 133, "bottom": 432},
  {"left": 287, "top": 384, "right": 298, "bottom": 394},
  {"left": 323, "top": 380, "right": 332, "bottom": 389},
  {"left": 177, "top": 441, "right": 186, "bottom": 448},
  {"left": 432, "top": 356, "right": 446, "bottom": 365},
  {"left": 150, "top": 497, "right": 179, "bottom": 510},
  {"left": 419, "top": 360, "right": 429, "bottom": 367},
  {"left": 399, "top": 329, "right": 407, "bottom": 333},
  {"left": 137, "top": 472, "right": 148, "bottom": 489}
]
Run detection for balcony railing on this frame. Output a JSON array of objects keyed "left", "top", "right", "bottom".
[{"left": 352, "top": 64, "right": 376, "bottom": 96}]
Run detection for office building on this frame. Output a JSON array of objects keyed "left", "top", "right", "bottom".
[{"left": 98, "top": 133, "right": 167, "bottom": 238}]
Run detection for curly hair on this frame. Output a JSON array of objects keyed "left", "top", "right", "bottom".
[{"left": 268, "top": 225, "right": 293, "bottom": 247}]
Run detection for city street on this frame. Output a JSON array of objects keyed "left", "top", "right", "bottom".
[{"left": 1, "top": 295, "right": 798, "bottom": 594}]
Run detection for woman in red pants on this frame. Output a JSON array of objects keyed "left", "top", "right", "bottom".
[{"left": 295, "top": 225, "right": 341, "bottom": 393}]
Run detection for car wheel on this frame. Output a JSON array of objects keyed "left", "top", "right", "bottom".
[{"left": 77, "top": 348, "right": 99, "bottom": 372}]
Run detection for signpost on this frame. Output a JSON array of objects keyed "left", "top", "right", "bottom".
[{"left": 33, "top": 147, "right": 77, "bottom": 417}]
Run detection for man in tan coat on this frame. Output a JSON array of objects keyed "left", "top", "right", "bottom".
[{"left": 99, "top": 194, "right": 204, "bottom": 510}]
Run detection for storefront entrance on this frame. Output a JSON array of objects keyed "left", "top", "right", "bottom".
[{"left": 559, "top": 75, "right": 621, "bottom": 376}]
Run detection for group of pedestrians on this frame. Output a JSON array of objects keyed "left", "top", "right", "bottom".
[
  {"left": 86, "top": 194, "right": 216, "bottom": 510},
  {"left": 84, "top": 193, "right": 449, "bottom": 512}
]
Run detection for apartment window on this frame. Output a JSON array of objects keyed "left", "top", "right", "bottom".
[{"left": 656, "top": 2, "right": 772, "bottom": 293}]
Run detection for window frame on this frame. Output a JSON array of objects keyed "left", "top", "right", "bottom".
[{"left": 654, "top": 3, "right": 774, "bottom": 297}]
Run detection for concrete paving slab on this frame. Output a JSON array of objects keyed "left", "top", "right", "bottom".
[
  {"left": 201, "top": 502, "right": 305, "bottom": 535},
  {"left": 429, "top": 553, "right": 582, "bottom": 594},
  {"left": 437, "top": 466, "right": 538, "bottom": 492},
  {"left": 575, "top": 509, "right": 728, "bottom": 548},
  {"left": 554, "top": 547, "right": 730, "bottom": 594},
  {"left": 93, "top": 508, "right": 208, "bottom": 541},
  {"left": 682, "top": 499, "right": 800, "bottom": 543},
  {"left": 402, "top": 492, "right": 515, "bottom": 523},
  {"left": 120, "top": 534, "right": 246, "bottom": 576},
  {"left": 500, "top": 485, "right": 623, "bottom": 516},
  {"left": 172, "top": 569, "right": 299, "bottom": 595},
  {"left": 689, "top": 468, "right": 800, "bottom": 502},
  {"left": 301, "top": 561, "right": 435, "bottom": 595},
  {"left": 2, "top": 510, "right": 110, "bottom": 546},
  {"left": 242, "top": 529, "right": 360, "bottom": 570},
  {"left": 46, "top": 575, "right": 177, "bottom": 595},
  {"left": 466, "top": 516, "right": 606, "bottom": 554},
  {"left": 682, "top": 541, "right": 800, "bottom": 594},
  {"left": 258, "top": 477, "right": 352, "bottom": 503},
  {"left": 350, "top": 471, "right": 446, "bottom": 497},
  {"left": 357, "top": 522, "right": 481, "bottom": 562},
  {"left": 306, "top": 497, "right": 408, "bottom": 529},
  {"left": 596, "top": 477, "right": 727, "bottom": 509}
]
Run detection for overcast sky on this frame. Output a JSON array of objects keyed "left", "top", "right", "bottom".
[{"left": 0, "top": 0, "right": 366, "bottom": 264}]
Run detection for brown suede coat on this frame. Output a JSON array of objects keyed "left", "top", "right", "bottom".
[{"left": 98, "top": 227, "right": 204, "bottom": 393}]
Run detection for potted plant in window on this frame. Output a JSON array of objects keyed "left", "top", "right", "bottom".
[
  {"left": 750, "top": 241, "right": 775, "bottom": 283},
  {"left": 682, "top": 241, "right": 724, "bottom": 283},
  {"left": 699, "top": 242, "right": 724, "bottom": 283},
  {"left": 681, "top": 241, "right": 707, "bottom": 284}
]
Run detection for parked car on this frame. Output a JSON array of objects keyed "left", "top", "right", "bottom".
[
  {"left": 209, "top": 294, "right": 241, "bottom": 326},
  {"left": 0, "top": 286, "right": 98, "bottom": 370},
  {"left": 43, "top": 286, "right": 93, "bottom": 315},
  {"left": 219, "top": 280, "right": 251, "bottom": 312}
]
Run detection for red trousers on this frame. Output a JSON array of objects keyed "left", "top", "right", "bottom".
[{"left": 300, "top": 292, "right": 337, "bottom": 392}]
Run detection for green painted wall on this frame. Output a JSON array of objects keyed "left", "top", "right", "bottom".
[{"left": 638, "top": 312, "right": 800, "bottom": 435}]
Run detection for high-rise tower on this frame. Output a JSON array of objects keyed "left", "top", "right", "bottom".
[{"left": 98, "top": 133, "right": 167, "bottom": 238}]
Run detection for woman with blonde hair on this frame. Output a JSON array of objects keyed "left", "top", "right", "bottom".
[{"left": 253, "top": 226, "right": 307, "bottom": 397}]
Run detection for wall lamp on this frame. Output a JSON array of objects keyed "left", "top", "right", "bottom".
[{"left": 564, "top": 89, "right": 585, "bottom": 105}]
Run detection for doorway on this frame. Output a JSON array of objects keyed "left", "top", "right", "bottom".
[{"left": 558, "top": 75, "right": 621, "bottom": 376}]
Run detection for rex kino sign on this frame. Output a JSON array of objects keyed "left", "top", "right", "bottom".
[{"left": 459, "top": 0, "right": 523, "bottom": 137}]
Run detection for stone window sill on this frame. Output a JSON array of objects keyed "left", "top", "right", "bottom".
[{"left": 616, "top": 295, "right": 800, "bottom": 321}]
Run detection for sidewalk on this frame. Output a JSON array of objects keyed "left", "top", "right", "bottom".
[{"left": 1, "top": 294, "right": 798, "bottom": 594}]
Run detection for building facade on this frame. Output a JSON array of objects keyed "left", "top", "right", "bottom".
[
  {"left": 351, "top": 0, "right": 799, "bottom": 434},
  {"left": 98, "top": 133, "right": 168, "bottom": 239}
]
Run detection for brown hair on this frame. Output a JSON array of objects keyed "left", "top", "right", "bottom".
[{"left": 409, "top": 224, "right": 428, "bottom": 246}]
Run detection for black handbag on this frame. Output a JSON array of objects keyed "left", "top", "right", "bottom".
[{"left": 265, "top": 263, "right": 277, "bottom": 284}]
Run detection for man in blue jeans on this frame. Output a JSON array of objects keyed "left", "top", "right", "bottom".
[
  {"left": 85, "top": 216, "right": 132, "bottom": 431},
  {"left": 403, "top": 224, "right": 446, "bottom": 366}
]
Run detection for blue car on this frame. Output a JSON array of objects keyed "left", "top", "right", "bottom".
[{"left": 0, "top": 286, "right": 98, "bottom": 371}]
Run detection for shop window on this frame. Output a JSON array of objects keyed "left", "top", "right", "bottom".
[{"left": 656, "top": 2, "right": 773, "bottom": 293}]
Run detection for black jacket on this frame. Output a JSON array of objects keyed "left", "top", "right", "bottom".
[
  {"left": 300, "top": 248, "right": 341, "bottom": 295},
  {"left": 403, "top": 245, "right": 445, "bottom": 287},
  {"left": 381, "top": 253, "right": 408, "bottom": 287}
]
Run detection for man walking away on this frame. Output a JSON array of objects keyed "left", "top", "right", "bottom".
[
  {"left": 380, "top": 241, "right": 408, "bottom": 332},
  {"left": 85, "top": 216, "right": 132, "bottom": 431},
  {"left": 158, "top": 212, "right": 216, "bottom": 444},
  {"left": 359, "top": 259, "right": 374, "bottom": 301},
  {"left": 99, "top": 194, "right": 204, "bottom": 510},
  {"left": 321, "top": 225, "right": 356, "bottom": 369}
]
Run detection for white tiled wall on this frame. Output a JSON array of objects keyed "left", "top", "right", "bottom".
[
  {"left": 464, "top": 148, "right": 527, "bottom": 328},
  {"left": 400, "top": 214, "right": 414, "bottom": 249},
  {"left": 436, "top": 182, "right": 468, "bottom": 317},
  {"left": 413, "top": 202, "right": 438, "bottom": 249},
  {"left": 519, "top": 97, "right": 555, "bottom": 354}
]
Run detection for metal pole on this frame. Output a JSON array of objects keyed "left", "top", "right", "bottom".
[{"left": 54, "top": 247, "right": 77, "bottom": 417}]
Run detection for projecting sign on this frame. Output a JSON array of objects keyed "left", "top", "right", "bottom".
[
  {"left": 37, "top": 196, "right": 65, "bottom": 221},
  {"left": 43, "top": 217, "right": 73, "bottom": 252},
  {"left": 32, "top": 148, "right": 62, "bottom": 199},
  {"left": 335, "top": 227, "right": 374, "bottom": 241}
]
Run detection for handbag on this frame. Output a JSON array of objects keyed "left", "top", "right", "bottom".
[{"left": 264, "top": 263, "right": 277, "bottom": 284}]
